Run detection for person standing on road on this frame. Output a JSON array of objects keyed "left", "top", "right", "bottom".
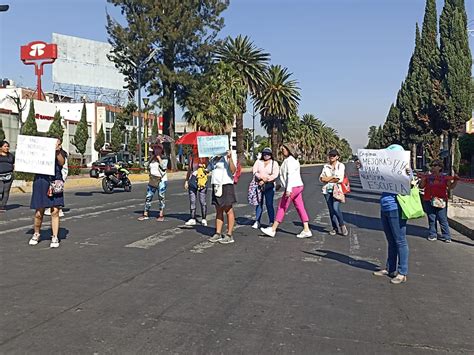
[
  {"left": 251, "top": 147, "right": 279, "bottom": 229},
  {"left": 319, "top": 149, "right": 348, "bottom": 236},
  {"left": 207, "top": 150, "right": 237, "bottom": 245},
  {"left": 358, "top": 144, "right": 411, "bottom": 285},
  {"left": 138, "top": 144, "right": 168, "bottom": 222},
  {"left": 29, "top": 138, "right": 67, "bottom": 248},
  {"left": 0, "top": 140, "right": 15, "bottom": 212},
  {"left": 44, "top": 155, "right": 68, "bottom": 218},
  {"left": 260, "top": 144, "right": 312, "bottom": 239},
  {"left": 418, "top": 159, "right": 458, "bottom": 243},
  {"left": 184, "top": 151, "right": 209, "bottom": 227}
]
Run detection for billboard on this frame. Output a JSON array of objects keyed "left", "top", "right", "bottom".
[{"left": 52, "top": 33, "right": 127, "bottom": 91}]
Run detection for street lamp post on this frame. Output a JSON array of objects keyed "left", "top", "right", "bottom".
[
  {"left": 132, "top": 47, "right": 159, "bottom": 168},
  {"left": 143, "top": 97, "right": 150, "bottom": 162},
  {"left": 252, "top": 104, "right": 256, "bottom": 160}
]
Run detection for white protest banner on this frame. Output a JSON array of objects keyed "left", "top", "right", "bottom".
[
  {"left": 14, "top": 135, "right": 57, "bottom": 176},
  {"left": 357, "top": 149, "right": 411, "bottom": 195},
  {"left": 197, "top": 135, "right": 229, "bottom": 158}
]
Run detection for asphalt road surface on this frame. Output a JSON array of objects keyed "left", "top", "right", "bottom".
[{"left": 1, "top": 165, "right": 473, "bottom": 354}]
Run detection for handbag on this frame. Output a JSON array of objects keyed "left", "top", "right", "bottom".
[
  {"left": 148, "top": 174, "right": 162, "bottom": 188},
  {"left": 341, "top": 176, "right": 351, "bottom": 194},
  {"left": 397, "top": 187, "right": 425, "bottom": 219},
  {"left": 214, "top": 184, "right": 223, "bottom": 197},
  {"left": 333, "top": 183, "right": 346, "bottom": 203},
  {"left": 0, "top": 173, "right": 12, "bottom": 181},
  {"left": 248, "top": 176, "right": 261, "bottom": 206},
  {"left": 49, "top": 180, "right": 64, "bottom": 195},
  {"left": 431, "top": 197, "right": 446, "bottom": 209}
]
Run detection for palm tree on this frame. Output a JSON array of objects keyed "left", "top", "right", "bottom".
[
  {"left": 215, "top": 35, "right": 270, "bottom": 162},
  {"left": 184, "top": 61, "right": 245, "bottom": 136},
  {"left": 254, "top": 65, "right": 300, "bottom": 156}
]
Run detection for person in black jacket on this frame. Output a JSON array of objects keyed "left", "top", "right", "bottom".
[{"left": 0, "top": 140, "right": 15, "bottom": 212}]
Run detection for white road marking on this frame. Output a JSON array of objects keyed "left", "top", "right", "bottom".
[
  {"left": 125, "top": 227, "right": 186, "bottom": 249},
  {"left": 0, "top": 203, "right": 143, "bottom": 236}
]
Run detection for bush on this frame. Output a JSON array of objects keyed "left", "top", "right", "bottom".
[
  {"left": 459, "top": 162, "right": 470, "bottom": 177},
  {"left": 177, "top": 162, "right": 184, "bottom": 171},
  {"left": 68, "top": 158, "right": 82, "bottom": 176},
  {"left": 13, "top": 172, "right": 35, "bottom": 181}
]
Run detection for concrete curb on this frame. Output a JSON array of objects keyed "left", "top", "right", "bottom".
[
  {"left": 448, "top": 217, "right": 474, "bottom": 240},
  {"left": 447, "top": 195, "right": 474, "bottom": 241}
]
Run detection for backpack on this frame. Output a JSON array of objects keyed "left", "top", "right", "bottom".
[
  {"left": 196, "top": 165, "right": 208, "bottom": 190},
  {"left": 233, "top": 161, "right": 242, "bottom": 184}
]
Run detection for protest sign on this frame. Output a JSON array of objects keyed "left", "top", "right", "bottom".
[
  {"left": 197, "top": 135, "right": 229, "bottom": 157},
  {"left": 357, "top": 149, "right": 411, "bottom": 195},
  {"left": 14, "top": 135, "right": 57, "bottom": 176}
]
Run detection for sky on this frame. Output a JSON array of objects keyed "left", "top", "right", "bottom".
[{"left": 0, "top": 0, "right": 473, "bottom": 151}]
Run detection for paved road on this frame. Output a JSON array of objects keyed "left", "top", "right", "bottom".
[
  {"left": 1, "top": 166, "right": 473, "bottom": 354},
  {"left": 453, "top": 180, "right": 474, "bottom": 201}
]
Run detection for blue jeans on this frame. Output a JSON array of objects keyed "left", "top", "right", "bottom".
[
  {"left": 425, "top": 202, "right": 451, "bottom": 240},
  {"left": 144, "top": 181, "right": 167, "bottom": 213},
  {"left": 324, "top": 193, "right": 345, "bottom": 230},
  {"left": 255, "top": 186, "right": 275, "bottom": 224},
  {"left": 381, "top": 208, "right": 409, "bottom": 276}
]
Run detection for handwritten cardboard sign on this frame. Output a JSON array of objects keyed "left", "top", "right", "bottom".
[
  {"left": 197, "top": 135, "right": 229, "bottom": 158},
  {"left": 357, "top": 149, "right": 411, "bottom": 195},
  {"left": 14, "top": 135, "right": 57, "bottom": 176}
]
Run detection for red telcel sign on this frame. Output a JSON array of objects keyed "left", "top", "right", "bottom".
[{"left": 20, "top": 41, "right": 58, "bottom": 100}]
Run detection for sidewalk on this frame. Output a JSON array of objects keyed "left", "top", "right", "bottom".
[{"left": 448, "top": 195, "right": 474, "bottom": 240}]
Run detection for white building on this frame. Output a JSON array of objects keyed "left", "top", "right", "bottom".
[{"left": 0, "top": 86, "right": 163, "bottom": 165}]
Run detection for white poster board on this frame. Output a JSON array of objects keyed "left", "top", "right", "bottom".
[
  {"left": 197, "top": 135, "right": 229, "bottom": 158},
  {"left": 357, "top": 149, "right": 411, "bottom": 195},
  {"left": 14, "top": 135, "right": 57, "bottom": 176}
]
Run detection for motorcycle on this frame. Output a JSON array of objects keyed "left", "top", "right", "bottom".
[{"left": 90, "top": 162, "right": 132, "bottom": 194}]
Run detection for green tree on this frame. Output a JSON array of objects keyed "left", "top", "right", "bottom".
[
  {"left": 184, "top": 61, "right": 245, "bottom": 134},
  {"left": 110, "top": 120, "right": 123, "bottom": 153},
  {"left": 71, "top": 103, "right": 89, "bottom": 165},
  {"left": 255, "top": 65, "right": 300, "bottom": 157},
  {"left": 106, "top": 0, "right": 229, "bottom": 169},
  {"left": 459, "top": 133, "right": 474, "bottom": 160},
  {"left": 0, "top": 120, "right": 5, "bottom": 141},
  {"left": 47, "top": 111, "right": 64, "bottom": 139},
  {"left": 94, "top": 124, "right": 105, "bottom": 155},
  {"left": 216, "top": 35, "right": 270, "bottom": 162},
  {"left": 439, "top": 0, "right": 472, "bottom": 173},
  {"left": 129, "top": 127, "right": 138, "bottom": 157},
  {"left": 151, "top": 116, "right": 159, "bottom": 137},
  {"left": 453, "top": 138, "right": 461, "bottom": 173},
  {"left": 21, "top": 100, "right": 38, "bottom": 136},
  {"left": 382, "top": 104, "right": 401, "bottom": 146}
]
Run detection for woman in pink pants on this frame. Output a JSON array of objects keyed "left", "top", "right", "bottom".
[{"left": 260, "top": 144, "right": 312, "bottom": 239}]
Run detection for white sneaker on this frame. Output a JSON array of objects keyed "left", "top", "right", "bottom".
[
  {"left": 50, "top": 236, "right": 60, "bottom": 248},
  {"left": 296, "top": 230, "right": 312, "bottom": 239},
  {"left": 59, "top": 210, "right": 64, "bottom": 217},
  {"left": 44, "top": 208, "right": 51, "bottom": 216},
  {"left": 201, "top": 219, "right": 208, "bottom": 227},
  {"left": 185, "top": 219, "right": 197, "bottom": 226},
  {"left": 29, "top": 233, "right": 41, "bottom": 246},
  {"left": 252, "top": 221, "right": 260, "bottom": 229},
  {"left": 260, "top": 226, "right": 276, "bottom": 238}
]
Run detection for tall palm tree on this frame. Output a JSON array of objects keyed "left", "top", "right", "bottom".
[
  {"left": 215, "top": 35, "right": 270, "bottom": 162},
  {"left": 254, "top": 65, "right": 301, "bottom": 156},
  {"left": 184, "top": 61, "right": 245, "bottom": 135}
]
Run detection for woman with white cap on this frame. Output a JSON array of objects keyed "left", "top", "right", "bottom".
[{"left": 251, "top": 147, "right": 280, "bottom": 229}]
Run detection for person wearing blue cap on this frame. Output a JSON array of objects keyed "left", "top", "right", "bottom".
[{"left": 357, "top": 144, "right": 411, "bottom": 284}]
